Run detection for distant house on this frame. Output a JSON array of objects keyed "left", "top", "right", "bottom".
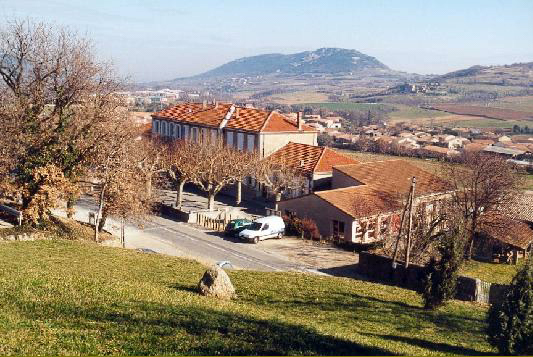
[
  {"left": 498, "top": 135, "right": 512, "bottom": 143},
  {"left": 397, "top": 137, "right": 420, "bottom": 150},
  {"left": 151, "top": 103, "right": 317, "bottom": 158},
  {"left": 483, "top": 145, "right": 525, "bottom": 158},
  {"left": 422, "top": 145, "right": 459, "bottom": 158},
  {"left": 279, "top": 160, "right": 450, "bottom": 244}
]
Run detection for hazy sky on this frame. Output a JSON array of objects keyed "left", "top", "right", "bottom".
[{"left": 1, "top": 0, "right": 532, "bottom": 82}]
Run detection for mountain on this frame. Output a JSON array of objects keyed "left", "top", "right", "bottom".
[
  {"left": 191, "top": 48, "right": 389, "bottom": 78},
  {"left": 435, "top": 62, "right": 533, "bottom": 86}
]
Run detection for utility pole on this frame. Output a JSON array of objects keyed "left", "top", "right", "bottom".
[
  {"left": 391, "top": 199, "right": 409, "bottom": 268},
  {"left": 404, "top": 177, "right": 417, "bottom": 268}
]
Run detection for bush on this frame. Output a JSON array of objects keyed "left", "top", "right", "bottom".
[
  {"left": 487, "top": 257, "right": 533, "bottom": 355},
  {"left": 421, "top": 228, "right": 465, "bottom": 310},
  {"left": 282, "top": 215, "right": 320, "bottom": 240},
  {"left": 299, "top": 218, "right": 320, "bottom": 240}
]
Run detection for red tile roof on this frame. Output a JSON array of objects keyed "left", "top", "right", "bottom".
[
  {"left": 152, "top": 103, "right": 316, "bottom": 133},
  {"left": 480, "top": 214, "right": 533, "bottom": 249},
  {"left": 281, "top": 159, "right": 450, "bottom": 219},
  {"left": 333, "top": 160, "right": 450, "bottom": 197},
  {"left": 268, "top": 142, "right": 358, "bottom": 176},
  {"left": 315, "top": 185, "right": 403, "bottom": 219},
  {"left": 262, "top": 112, "right": 315, "bottom": 132}
]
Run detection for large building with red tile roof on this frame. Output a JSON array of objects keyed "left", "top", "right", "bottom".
[
  {"left": 279, "top": 159, "right": 451, "bottom": 244},
  {"left": 151, "top": 102, "right": 317, "bottom": 157}
]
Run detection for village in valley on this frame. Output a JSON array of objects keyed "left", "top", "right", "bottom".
[{"left": 0, "top": 1, "right": 532, "bottom": 356}]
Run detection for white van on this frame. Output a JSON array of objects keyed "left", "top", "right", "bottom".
[{"left": 239, "top": 216, "right": 285, "bottom": 244}]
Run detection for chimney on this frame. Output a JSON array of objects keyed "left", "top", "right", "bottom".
[
  {"left": 215, "top": 101, "right": 219, "bottom": 109},
  {"left": 202, "top": 99, "right": 207, "bottom": 109},
  {"left": 297, "top": 111, "right": 303, "bottom": 131}
]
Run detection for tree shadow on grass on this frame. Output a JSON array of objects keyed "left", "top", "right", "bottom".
[
  {"left": 236, "top": 289, "right": 487, "bottom": 348},
  {"left": 360, "top": 333, "right": 494, "bottom": 356},
  {"left": 14, "top": 300, "right": 395, "bottom": 356}
]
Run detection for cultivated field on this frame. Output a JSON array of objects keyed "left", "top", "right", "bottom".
[
  {"left": 429, "top": 104, "right": 533, "bottom": 121},
  {"left": 302, "top": 102, "right": 390, "bottom": 111}
]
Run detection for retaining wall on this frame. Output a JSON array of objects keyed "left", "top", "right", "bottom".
[{"left": 358, "top": 251, "right": 509, "bottom": 304}]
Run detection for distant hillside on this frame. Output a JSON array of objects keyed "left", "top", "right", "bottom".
[
  {"left": 191, "top": 48, "right": 389, "bottom": 78},
  {"left": 436, "top": 62, "right": 533, "bottom": 87}
]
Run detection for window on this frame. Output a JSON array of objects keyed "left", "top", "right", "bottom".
[
  {"left": 247, "top": 134, "right": 255, "bottom": 152},
  {"left": 332, "top": 220, "right": 345, "bottom": 239},
  {"left": 183, "top": 125, "right": 189, "bottom": 140},
  {"left": 153, "top": 120, "right": 159, "bottom": 134},
  {"left": 175, "top": 124, "right": 181, "bottom": 139},
  {"left": 262, "top": 224, "right": 269, "bottom": 231},
  {"left": 211, "top": 129, "right": 218, "bottom": 142},
  {"left": 169, "top": 123, "right": 174, "bottom": 137},
  {"left": 226, "top": 131, "right": 234, "bottom": 147},
  {"left": 192, "top": 127, "right": 198, "bottom": 142},
  {"left": 201, "top": 128, "right": 207, "bottom": 142},
  {"left": 237, "top": 132, "right": 244, "bottom": 150}
]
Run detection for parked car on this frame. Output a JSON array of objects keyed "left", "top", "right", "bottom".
[
  {"left": 239, "top": 216, "right": 285, "bottom": 244},
  {"left": 224, "top": 219, "right": 252, "bottom": 237}
]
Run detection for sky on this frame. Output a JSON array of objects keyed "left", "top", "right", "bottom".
[{"left": 1, "top": 0, "right": 532, "bottom": 82}]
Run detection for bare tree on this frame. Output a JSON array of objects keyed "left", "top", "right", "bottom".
[
  {"left": 190, "top": 139, "right": 257, "bottom": 211},
  {"left": 101, "top": 149, "right": 153, "bottom": 247},
  {"left": 443, "top": 151, "right": 521, "bottom": 259},
  {"left": 164, "top": 141, "right": 198, "bottom": 209},
  {"left": 91, "top": 116, "right": 138, "bottom": 242},
  {"left": 0, "top": 19, "right": 124, "bottom": 224},
  {"left": 255, "top": 157, "right": 307, "bottom": 210}
]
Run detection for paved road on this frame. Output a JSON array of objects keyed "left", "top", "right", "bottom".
[{"left": 65, "top": 197, "right": 310, "bottom": 272}]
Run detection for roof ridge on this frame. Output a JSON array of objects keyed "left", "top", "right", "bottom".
[
  {"left": 259, "top": 110, "right": 275, "bottom": 132},
  {"left": 315, "top": 184, "right": 371, "bottom": 195},
  {"left": 313, "top": 146, "right": 327, "bottom": 173}
]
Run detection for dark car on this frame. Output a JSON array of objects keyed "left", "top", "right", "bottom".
[{"left": 224, "top": 219, "right": 253, "bottom": 237}]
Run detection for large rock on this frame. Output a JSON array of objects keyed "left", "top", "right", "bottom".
[{"left": 197, "top": 265, "right": 236, "bottom": 299}]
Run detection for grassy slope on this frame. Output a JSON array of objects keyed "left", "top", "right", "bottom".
[
  {"left": 0, "top": 240, "right": 493, "bottom": 356},
  {"left": 460, "top": 260, "right": 522, "bottom": 285}
]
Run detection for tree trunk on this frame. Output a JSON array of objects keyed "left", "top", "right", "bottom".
[
  {"left": 94, "top": 183, "right": 106, "bottom": 243},
  {"left": 121, "top": 217, "right": 125, "bottom": 248},
  {"left": 98, "top": 208, "right": 108, "bottom": 232},
  {"left": 175, "top": 180, "right": 185, "bottom": 209},
  {"left": 207, "top": 191, "right": 216, "bottom": 211},
  {"left": 274, "top": 192, "right": 281, "bottom": 211},
  {"left": 66, "top": 195, "right": 76, "bottom": 219},
  {"left": 236, "top": 180, "right": 242, "bottom": 205},
  {"left": 467, "top": 216, "right": 477, "bottom": 260},
  {"left": 145, "top": 175, "right": 152, "bottom": 198}
]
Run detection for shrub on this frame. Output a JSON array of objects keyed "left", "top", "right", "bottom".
[
  {"left": 299, "top": 218, "right": 320, "bottom": 240},
  {"left": 282, "top": 215, "right": 320, "bottom": 240},
  {"left": 421, "top": 228, "right": 465, "bottom": 310},
  {"left": 487, "top": 257, "right": 533, "bottom": 355}
]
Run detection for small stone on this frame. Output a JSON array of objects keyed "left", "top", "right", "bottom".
[{"left": 197, "top": 265, "right": 236, "bottom": 300}]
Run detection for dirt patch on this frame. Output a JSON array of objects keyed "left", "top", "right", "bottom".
[{"left": 259, "top": 237, "right": 358, "bottom": 270}]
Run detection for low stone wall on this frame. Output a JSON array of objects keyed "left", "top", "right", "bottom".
[
  {"left": 1, "top": 232, "right": 47, "bottom": 241},
  {"left": 358, "top": 251, "right": 509, "bottom": 304},
  {"left": 1, "top": 231, "right": 121, "bottom": 247}
]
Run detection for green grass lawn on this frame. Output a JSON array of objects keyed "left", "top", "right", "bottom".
[
  {"left": 388, "top": 104, "right": 449, "bottom": 121},
  {"left": 460, "top": 260, "right": 522, "bottom": 285},
  {"left": 0, "top": 240, "right": 494, "bottom": 355}
]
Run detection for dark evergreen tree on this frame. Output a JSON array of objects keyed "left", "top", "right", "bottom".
[
  {"left": 487, "top": 257, "right": 533, "bottom": 355},
  {"left": 421, "top": 228, "right": 465, "bottom": 310}
]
